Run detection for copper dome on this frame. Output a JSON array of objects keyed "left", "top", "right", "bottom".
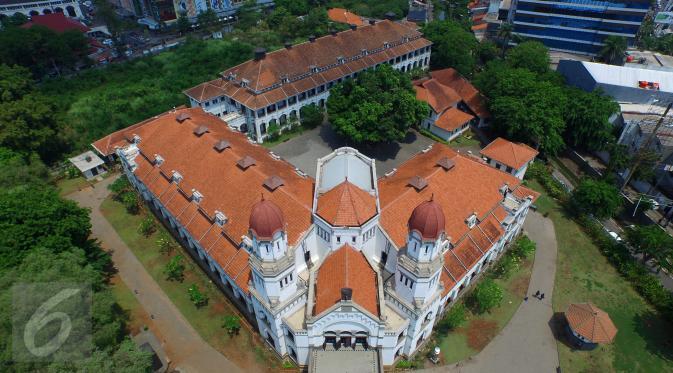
[
  {"left": 249, "top": 197, "right": 285, "bottom": 240},
  {"left": 408, "top": 198, "right": 446, "bottom": 241}
]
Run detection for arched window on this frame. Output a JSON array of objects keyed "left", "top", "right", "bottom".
[{"left": 66, "top": 5, "right": 76, "bottom": 17}]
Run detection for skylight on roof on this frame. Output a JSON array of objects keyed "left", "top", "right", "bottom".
[
  {"left": 436, "top": 157, "right": 455, "bottom": 171},
  {"left": 263, "top": 175, "right": 285, "bottom": 191},
  {"left": 213, "top": 140, "right": 231, "bottom": 152},
  {"left": 194, "top": 125, "right": 209, "bottom": 136},
  {"left": 176, "top": 112, "right": 191, "bottom": 123},
  {"left": 237, "top": 156, "right": 256, "bottom": 169}
]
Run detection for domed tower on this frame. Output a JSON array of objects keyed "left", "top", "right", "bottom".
[
  {"left": 395, "top": 197, "right": 447, "bottom": 308},
  {"left": 248, "top": 197, "right": 297, "bottom": 306}
]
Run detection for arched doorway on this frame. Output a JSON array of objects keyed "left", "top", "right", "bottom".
[
  {"left": 279, "top": 114, "right": 287, "bottom": 125},
  {"left": 54, "top": 7, "right": 63, "bottom": 13},
  {"left": 339, "top": 331, "right": 353, "bottom": 348},
  {"left": 355, "top": 331, "right": 368, "bottom": 348},
  {"left": 323, "top": 331, "right": 337, "bottom": 348},
  {"left": 43, "top": 9, "right": 52, "bottom": 14},
  {"left": 30, "top": 10, "right": 39, "bottom": 16},
  {"left": 66, "top": 5, "right": 76, "bottom": 17}
]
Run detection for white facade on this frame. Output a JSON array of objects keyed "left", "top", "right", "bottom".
[
  {"left": 116, "top": 142, "right": 535, "bottom": 368},
  {"left": 0, "top": 0, "right": 82, "bottom": 18},
  {"left": 485, "top": 158, "right": 532, "bottom": 180},
  {"left": 187, "top": 47, "right": 432, "bottom": 143}
]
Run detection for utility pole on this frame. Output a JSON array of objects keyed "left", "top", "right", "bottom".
[{"left": 621, "top": 102, "right": 673, "bottom": 190}]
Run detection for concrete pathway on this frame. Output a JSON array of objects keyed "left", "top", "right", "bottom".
[
  {"left": 67, "top": 176, "right": 241, "bottom": 373},
  {"left": 422, "top": 211, "right": 560, "bottom": 373}
]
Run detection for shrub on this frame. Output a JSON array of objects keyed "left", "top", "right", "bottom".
[
  {"left": 299, "top": 103, "right": 323, "bottom": 129},
  {"left": 437, "top": 303, "right": 466, "bottom": 333},
  {"left": 156, "top": 232, "right": 176, "bottom": 255},
  {"left": 396, "top": 360, "right": 413, "bottom": 369},
  {"left": 511, "top": 235, "right": 536, "bottom": 259},
  {"left": 120, "top": 192, "right": 139, "bottom": 214},
  {"left": 138, "top": 216, "right": 157, "bottom": 237},
  {"left": 493, "top": 253, "right": 520, "bottom": 279},
  {"left": 164, "top": 255, "right": 185, "bottom": 282},
  {"left": 471, "top": 278, "right": 503, "bottom": 314},
  {"left": 188, "top": 284, "right": 208, "bottom": 308},
  {"left": 222, "top": 315, "right": 241, "bottom": 335},
  {"left": 266, "top": 123, "right": 280, "bottom": 141},
  {"left": 108, "top": 176, "right": 131, "bottom": 197},
  {"left": 526, "top": 162, "right": 568, "bottom": 201}
]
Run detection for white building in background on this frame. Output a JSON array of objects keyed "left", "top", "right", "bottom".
[
  {"left": 0, "top": 0, "right": 82, "bottom": 19},
  {"left": 183, "top": 19, "right": 432, "bottom": 143},
  {"left": 480, "top": 137, "right": 539, "bottom": 180},
  {"left": 94, "top": 107, "right": 539, "bottom": 370}
]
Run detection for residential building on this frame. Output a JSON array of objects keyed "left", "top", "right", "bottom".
[
  {"left": 558, "top": 60, "right": 673, "bottom": 104},
  {"left": 510, "top": 0, "right": 648, "bottom": 55},
  {"left": 413, "top": 68, "right": 490, "bottom": 142},
  {"left": 183, "top": 20, "right": 433, "bottom": 143},
  {"left": 68, "top": 151, "right": 107, "bottom": 180},
  {"left": 0, "top": 0, "right": 83, "bottom": 18},
  {"left": 93, "top": 107, "right": 539, "bottom": 370},
  {"left": 480, "top": 137, "right": 538, "bottom": 179}
]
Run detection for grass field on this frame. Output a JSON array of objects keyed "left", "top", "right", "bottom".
[
  {"left": 436, "top": 254, "right": 534, "bottom": 364},
  {"left": 527, "top": 180, "right": 673, "bottom": 373},
  {"left": 100, "top": 197, "right": 282, "bottom": 372}
]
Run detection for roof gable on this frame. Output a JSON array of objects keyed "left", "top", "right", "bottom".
[{"left": 480, "top": 137, "right": 539, "bottom": 170}]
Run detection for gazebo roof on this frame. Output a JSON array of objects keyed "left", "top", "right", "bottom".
[{"left": 565, "top": 303, "right": 618, "bottom": 344}]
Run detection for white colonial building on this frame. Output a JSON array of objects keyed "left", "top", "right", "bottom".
[
  {"left": 183, "top": 19, "right": 432, "bottom": 143},
  {"left": 0, "top": 0, "right": 82, "bottom": 19},
  {"left": 94, "top": 107, "right": 539, "bottom": 370}
]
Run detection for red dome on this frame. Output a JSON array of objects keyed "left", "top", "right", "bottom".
[
  {"left": 408, "top": 199, "right": 446, "bottom": 241},
  {"left": 249, "top": 198, "right": 285, "bottom": 240}
]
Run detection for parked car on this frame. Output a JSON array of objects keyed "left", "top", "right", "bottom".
[{"left": 608, "top": 231, "right": 623, "bottom": 242}]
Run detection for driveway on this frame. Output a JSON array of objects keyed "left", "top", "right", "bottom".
[
  {"left": 67, "top": 176, "right": 241, "bottom": 373},
  {"left": 422, "top": 211, "right": 560, "bottom": 373},
  {"left": 270, "top": 124, "right": 433, "bottom": 178}
]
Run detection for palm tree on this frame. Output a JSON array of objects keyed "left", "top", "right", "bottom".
[
  {"left": 497, "top": 22, "right": 513, "bottom": 58},
  {"left": 599, "top": 36, "right": 627, "bottom": 65}
]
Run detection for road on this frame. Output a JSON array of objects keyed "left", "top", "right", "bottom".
[
  {"left": 422, "top": 212, "right": 560, "bottom": 373},
  {"left": 67, "top": 176, "right": 241, "bottom": 373}
]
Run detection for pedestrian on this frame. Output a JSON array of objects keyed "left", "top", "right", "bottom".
[
  {"left": 150, "top": 314, "right": 155, "bottom": 319},
  {"left": 540, "top": 293, "right": 545, "bottom": 300},
  {"left": 134, "top": 289, "right": 138, "bottom": 294},
  {"left": 534, "top": 290, "right": 540, "bottom": 298},
  {"left": 524, "top": 296, "right": 529, "bottom": 302}
]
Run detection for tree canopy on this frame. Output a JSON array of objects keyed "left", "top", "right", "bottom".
[
  {"left": 626, "top": 225, "right": 673, "bottom": 272},
  {"left": 563, "top": 88, "right": 619, "bottom": 151},
  {"left": 505, "top": 41, "right": 550, "bottom": 75},
  {"left": 421, "top": 20, "right": 478, "bottom": 77},
  {"left": 327, "top": 64, "right": 428, "bottom": 143},
  {"left": 570, "top": 179, "right": 622, "bottom": 219}
]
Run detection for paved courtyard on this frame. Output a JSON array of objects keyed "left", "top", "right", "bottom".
[{"left": 270, "top": 124, "right": 434, "bottom": 178}]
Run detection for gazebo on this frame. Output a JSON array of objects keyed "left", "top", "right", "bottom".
[{"left": 565, "top": 303, "right": 618, "bottom": 350}]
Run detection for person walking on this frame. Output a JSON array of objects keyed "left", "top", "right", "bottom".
[
  {"left": 540, "top": 293, "right": 545, "bottom": 300},
  {"left": 534, "top": 290, "right": 540, "bottom": 298}
]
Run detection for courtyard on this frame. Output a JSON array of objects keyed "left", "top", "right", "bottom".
[{"left": 270, "top": 124, "right": 435, "bottom": 178}]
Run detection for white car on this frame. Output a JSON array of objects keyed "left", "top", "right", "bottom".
[{"left": 608, "top": 231, "right": 623, "bottom": 242}]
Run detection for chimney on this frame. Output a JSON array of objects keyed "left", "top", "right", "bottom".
[
  {"left": 254, "top": 47, "right": 266, "bottom": 60},
  {"left": 330, "top": 29, "right": 337, "bottom": 36},
  {"left": 369, "top": 19, "right": 375, "bottom": 25},
  {"left": 284, "top": 41, "right": 292, "bottom": 49},
  {"left": 349, "top": 24, "right": 357, "bottom": 31},
  {"left": 340, "top": 288, "right": 353, "bottom": 301},
  {"left": 308, "top": 35, "right": 316, "bottom": 43}
]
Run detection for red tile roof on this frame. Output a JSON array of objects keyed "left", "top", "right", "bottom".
[
  {"left": 434, "top": 107, "right": 474, "bottom": 132},
  {"left": 428, "top": 68, "right": 490, "bottom": 119},
  {"left": 327, "top": 8, "right": 364, "bottom": 26},
  {"left": 566, "top": 303, "right": 617, "bottom": 343},
  {"left": 480, "top": 137, "right": 539, "bottom": 170},
  {"left": 184, "top": 20, "right": 431, "bottom": 108},
  {"left": 314, "top": 244, "right": 379, "bottom": 317},
  {"left": 413, "top": 78, "right": 461, "bottom": 114},
  {"left": 316, "top": 181, "right": 377, "bottom": 226},
  {"left": 22, "top": 13, "right": 89, "bottom": 33},
  {"left": 99, "top": 107, "right": 314, "bottom": 294}
]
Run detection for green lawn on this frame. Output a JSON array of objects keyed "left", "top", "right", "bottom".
[
  {"left": 110, "top": 274, "right": 148, "bottom": 334},
  {"left": 261, "top": 125, "right": 306, "bottom": 148},
  {"left": 527, "top": 180, "right": 673, "bottom": 373},
  {"left": 56, "top": 176, "right": 91, "bottom": 196},
  {"left": 449, "top": 128, "right": 482, "bottom": 149},
  {"left": 100, "top": 197, "right": 282, "bottom": 371},
  {"left": 436, "top": 255, "right": 534, "bottom": 364}
]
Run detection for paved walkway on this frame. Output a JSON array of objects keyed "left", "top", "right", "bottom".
[
  {"left": 422, "top": 211, "right": 560, "bottom": 373},
  {"left": 67, "top": 176, "right": 241, "bottom": 373}
]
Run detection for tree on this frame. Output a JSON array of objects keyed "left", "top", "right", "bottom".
[
  {"left": 236, "top": 0, "right": 261, "bottom": 30},
  {"left": 164, "top": 255, "right": 185, "bottom": 282},
  {"left": 188, "top": 284, "right": 209, "bottom": 307},
  {"left": 266, "top": 122, "right": 280, "bottom": 141},
  {"left": 222, "top": 315, "right": 241, "bottom": 335},
  {"left": 607, "top": 143, "right": 631, "bottom": 173},
  {"left": 477, "top": 40, "right": 499, "bottom": 65},
  {"left": 496, "top": 22, "right": 513, "bottom": 58},
  {"left": 300, "top": 103, "right": 323, "bottom": 128},
  {"left": 564, "top": 88, "right": 619, "bottom": 151},
  {"left": 1, "top": 12, "right": 28, "bottom": 27},
  {"left": 506, "top": 41, "right": 550, "bottom": 75},
  {"left": 157, "top": 232, "right": 176, "bottom": 255},
  {"left": 303, "top": 7, "right": 329, "bottom": 37},
  {"left": 511, "top": 235, "right": 536, "bottom": 259},
  {"left": 197, "top": 9, "right": 219, "bottom": 33},
  {"left": 0, "top": 187, "right": 92, "bottom": 270},
  {"left": 421, "top": 20, "right": 478, "bottom": 76},
  {"left": 177, "top": 11, "right": 191, "bottom": 34},
  {"left": 600, "top": 36, "right": 627, "bottom": 65},
  {"left": 0, "top": 64, "right": 33, "bottom": 103},
  {"left": 626, "top": 225, "right": 673, "bottom": 272},
  {"left": 327, "top": 64, "right": 428, "bottom": 143},
  {"left": 570, "top": 179, "right": 622, "bottom": 219},
  {"left": 49, "top": 338, "right": 153, "bottom": 372},
  {"left": 0, "top": 147, "right": 48, "bottom": 189},
  {"left": 471, "top": 278, "right": 503, "bottom": 314},
  {"left": 436, "top": 303, "right": 466, "bottom": 333}
]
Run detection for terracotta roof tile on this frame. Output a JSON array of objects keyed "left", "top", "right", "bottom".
[
  {"left": 328, "top": 8, "right": 364, "bottom": 26},
  {"left": 428, "top": 68, "right": 490, "bottom": 118},
  {"left": 317, "top": 181, "right": 377, "bottom": 226},
  {"left": 565, "top": 303, "right": 618, "bottom": 343},
  {"left": 413, "top": 79, "right": 461, "bottom": 113},
  {"left": 480, "top": 138, "right": 539, "bottom": 170},
  {"left": 434, "top": 107, "right": 474, "bottom": 132},
  {"left": 314, "top": 244, "right": 379, "bottom": 317}
]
